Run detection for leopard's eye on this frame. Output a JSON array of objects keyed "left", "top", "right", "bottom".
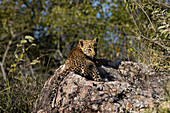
[{"left": 88, "top": 49, "right": 91, "bottom": 52}]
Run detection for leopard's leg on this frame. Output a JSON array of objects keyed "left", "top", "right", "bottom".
[{"left": 85, "top": 60, "right": 102, "bottom": 82}]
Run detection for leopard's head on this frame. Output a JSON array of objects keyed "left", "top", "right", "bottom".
[{"left": 79, "top": 37, "right": 99, "bottom": 59}]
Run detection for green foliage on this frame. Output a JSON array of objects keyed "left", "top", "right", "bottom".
[
  {"left": 152, "top": 8, "right": 169, "bottom": 38},
  {"left": 0, "top": 35, "right": 45, "bottom": 112},
  {"left": 10, "top": 36, "right": 37, "bottom": 73},
  {"left": 0, "top": 0, "right": 169, "bottom": 112},
  {"left": 0, "top": 75, "right": 46, "bottom": 112},
  {"left": 121, "top": 0, "right": 169, "bottom": 71}
]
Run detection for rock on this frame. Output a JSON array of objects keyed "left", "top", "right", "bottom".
[{"left": 33, "top": 60, "right": 170, "bottom": 113}]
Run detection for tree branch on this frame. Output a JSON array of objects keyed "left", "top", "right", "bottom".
[
  {"left": 122, "top": 23, "right": 170, "bottom": 51},
  {"left": 0, "top": 28, "right": 14, "bottom": 82},
  {"left": 152, "top": 0, "right": 170, "bottom": 9},
  {"left": 126, "top": 8, "right": 142, "bottom": 34},
  {"left": 135, "top": 1, "right": 156, "bottom": 32}
]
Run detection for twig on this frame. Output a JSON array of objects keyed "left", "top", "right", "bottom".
[
  {"left": 45, "top": 55, "right": 51, "bottom": 74},
  {"left": 1, "top": 28, "right": 26, "bottom": 65},
  {"left": 0, "top": 28, "right": 14, "bottom": 82},
  {"left": 10, "top": 30, "right": 32, "bottom": 40},
  {"left": 135, "top": 1, "right": 156, "bottom": 32},
  {"left": 1, "top": 40, "right": 12, "bottom": 81},
  {"left": 152, "top": 0, "right": 170, "bottom": 9},
  {"left": 0, "top": 62, "right": 7, "bottom": 82},
  {"left": 26, "top": 54, "right": 35, "bottom": 79},
  {"left": 122, "top": 23, "right": 170, "bottom": 51},
  {"left": 17, "top": 54, "right": 49, "bottom": 76},
  {"left": 126, "top": 7, "right": 142, "bottom": 34},
  {"left": 2, "top": 40, "right": 12, "bottom": 65}
]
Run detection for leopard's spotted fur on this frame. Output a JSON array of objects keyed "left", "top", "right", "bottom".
[{"left": 51, "top": 38, "right": 102, "bottom": 109}]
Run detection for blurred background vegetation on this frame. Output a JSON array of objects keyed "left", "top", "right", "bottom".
[{"left": 0, "top": 0, "right": 169, "bottom": 112}]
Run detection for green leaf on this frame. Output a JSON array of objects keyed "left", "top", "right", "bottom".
[
  {"left": 31, "top": 43, "right": 36, "bottom": 46},
  {"left": 15, "top": 53, "right": 18, "bottom": 59},
  {"left": 19, "top": 54, "right": 24, "bottom": 59},
  {"left": 161, "top": 29, "right": 169, "bottom": 34},
  {"left": 10, "top": 68, "right": 16, "bottom": 72},
  {"left": 158, "top": 25, "right": 166, "bottom": 30},
  {"left": 128, "top": 48, "right": 133, "bottom": 52},
  {"left": 164, "top": 31, "right": 169, "bottom": 38},
  {"left": 17, "top": 44, "right": 22, "bottom": 47},
  {"left": 30, "top": 60, "right": 40, "bottom": 65},
  {"left": 11, "top": 64, "right": 17, "bottom": 68},
  {"left": 125, "top": 3, "right": 128, "bottom": 9},
  {"left": 21, "top": 40, "right": 27, "bottom": 44},
  {"left": 152, "top": 10, "right": 159, "bottom": 14},
  {"left": 132, "top": 3, "right": 134, "bottom": 10},
  {"left": 25, "top": 36, "right": 34, "bottom": 40},
  {"left": 25, "top": 36, "right": 35, "bottom": 42}
]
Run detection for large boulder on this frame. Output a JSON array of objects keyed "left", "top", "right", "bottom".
[{"left": 33, "top": 61, "right": 169, "bottom": 113}]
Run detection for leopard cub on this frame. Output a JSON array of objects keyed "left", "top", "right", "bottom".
[{"left": 51, "top": 37, "right": 102, "bottom": 108}]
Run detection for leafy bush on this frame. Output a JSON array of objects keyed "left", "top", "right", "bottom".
[{"left": 0, "top": 0, "right": 169, "bottom": 112}]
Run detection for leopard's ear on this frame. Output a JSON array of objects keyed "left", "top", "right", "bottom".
[
  {"left": 79, "top": 39, "right": 84, "bottom": 47},
  {"left": 93, "top": 37, "right": 99, "bottom": 43}
]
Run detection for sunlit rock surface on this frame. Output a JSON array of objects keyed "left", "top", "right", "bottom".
[{"left": 33, "top": 60, "right": 169, "bottom": 113}]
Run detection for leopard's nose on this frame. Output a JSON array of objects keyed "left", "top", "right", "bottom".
[
  {"left": 92, "top": 50, "right": 95, "bottom": 56},
  {"left": 92, "top": 51, "right": 96, "bottom": 58}
]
